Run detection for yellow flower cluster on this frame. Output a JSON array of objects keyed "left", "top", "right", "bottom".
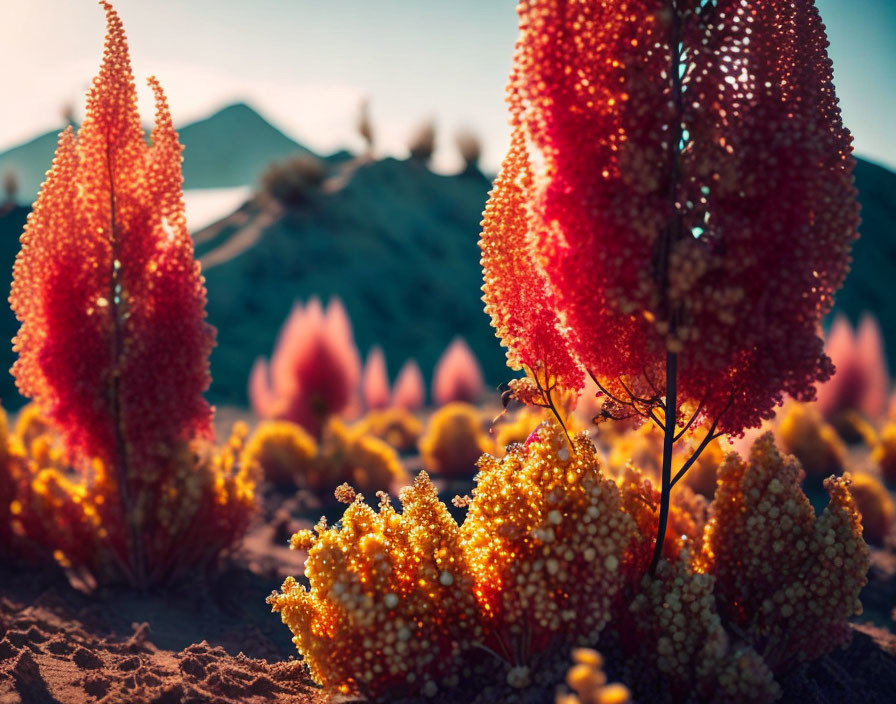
[
  {"left": 630, "top": 557, "right": 780, "bottom": 703},
  {"left": 776, "top": 402, "right": 846, "bottom": 479},
  {"left": 846, "top": 472, "right": 895, "bottom": 545},
  {"left": 240, "top": 420, "right": 317, "bottom": 487},
  {"left": 268, "top": 472, "right": 482, "bottom": 699},
  {"left": 0, "top": 407, "right": 17, "bottom": 557},
  {"left": 7, "top": 406, "right": 258, "bottom": 585},
  {"left": 271, "top": 421, "right": 642, "bottom": 696},
  {"left": 871, "top": 421, "right": 896, "bottom": 483},
  {"left": 241, "top": 418, "right": 409, "bottom": 495},
  {"left": 320, "top": 419, "right": 410, "bottom": 492},
  {"left": 494, "top": 404, "right": 585, "bottom": 453},
  {"left": 556, "top": 648, "right": 630, "bottom": 704},
  {"left": 604, "top": 420, "right": 725, "bottom": 498},
  {"left": 698, "top": 433, "right": 869, "bottom": 670},
  {"left": 462, "top": 424, "right": 637, "bottom": 664},
  {"left": 616, "top": 465, "right": 706, "bottom": 566},
  {"left": 270, "top": 421, "right": 873, "bottom": 700},
  {"left": 419, "top": 402, "right": 493, "bottom": 476},
  {"left": 352, "top": 407, "right": 423, "bottom": 453}
]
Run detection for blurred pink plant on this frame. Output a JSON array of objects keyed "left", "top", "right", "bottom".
[
  {"left": 361, "top": 346, "right": 391, "bottom": 410},
  {"left": 816, "top": 314, "right": 890, "bottom": 420},
  {"left": 432, "top": 337, "right": 484, "bottom": 406},
  {"left": 392, "top": 359, "right": 425, "bottom": 411},
  {"left": 249, "top": 297, "right": 361, "bottom": 438}
]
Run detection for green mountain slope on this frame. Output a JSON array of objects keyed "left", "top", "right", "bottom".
[
  {"left": 0, "top": 103, "right": 312, "bottom": 203},
  {"left": 0, "top": 130, "right": 63, "bottom": 206},
  {"left": 178, "top": 102, "right": 312, "bottom": 189}
]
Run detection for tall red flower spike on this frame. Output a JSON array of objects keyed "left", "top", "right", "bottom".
[
  {"left": 361, "top": 346, "right": 391, "bottom": 410},
  {"left": 431, "top": 336, "right": 486, "bottom": 406},
  {"left": 392, "top": 359, "right": 426, "bottom": 411},
  {"left": 483, "top": 1, "right": 859, "bottom": 574},
  {"left": 816, "top": 314, "right": 889, "bottom": 420},
  {"left": 250, "top": 297, "right": 361, "bottom": 438},
  {"left": 482, "top": 0, "right": 859, "bottom": 438},
  {"left": 11, "top": 2, "right": 214, "bottom": 479}
]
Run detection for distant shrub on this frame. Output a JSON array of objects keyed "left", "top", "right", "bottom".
[
  {"left": 776, "top": 402, "right": 846, "bottom": 479},
  {"left": 357, "top": 98, "right": 374, "bottom": 155},
  {"left": 432, "top": 337, "right": 485, "bottom": 406},
  {"left": 816, "top": 314, "right": 890, "bottom": 424},
  {"left": 419, "top": 402, "right": 492, "bottom": 477},
  {"left": 353, "top": 407, "right": 422, "bottom": 453},
  {"left": 241, "top": 420, "right": 317, "bottom": 488},
  {"left": 260, "top": 153, "right": 327, "bottom": 207},
  {"left": 846, "top": 471, "right": 895, "bottom": 544},
  {"left": 455, "top": 128, "right": 481, "bottom": 173},
  {"left": 392, "top": 359, "right": 426, "bottom": 411},
  {"left": 2, "top": 170, "right": 18, "bottom": 207},
  {"left": 872, "top": 421, "right": 896, "bottom": 484},
  {"left": 249, "top": 297, "right": 362, "bottom": 439},
  {"left": 315, "top": 419, "right": 409, "bottom": 494},
  {"left": 361, "top": 346, "right": 390, "bottom": 410},
  {"left": 407, "top": 119, "right": 436, "bottom": 164}
]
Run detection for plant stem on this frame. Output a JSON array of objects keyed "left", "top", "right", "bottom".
[{"left": 649, "top": 349, "right": 678, "bottom": 576}]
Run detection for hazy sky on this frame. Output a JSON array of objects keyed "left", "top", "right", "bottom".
[{"left": 2, "top": 0, "right": 894, "bottom": 173}]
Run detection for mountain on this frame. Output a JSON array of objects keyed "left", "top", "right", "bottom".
[
  {"left": 0, "top": 103, "right": 313, "bottom": 203},
  {"left": 177, "top": 102, "right": 313, "bottom": 189},
  {"left": 0, "top": 129, "right": 63, "bottom": 206}
]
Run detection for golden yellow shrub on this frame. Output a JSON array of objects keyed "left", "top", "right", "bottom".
[
  {"left": 556, "top": 649, "right": 631, "bottom": 704},
  {"left": 268, "top": 473, "right": 481, "bottom": 699},
  {"left": 419, "top": 402, "right": 493, "bottom": 476},
  {"left": 847, "top": 471, "right": 895, "bottom": 544},
  {"left": 462, "top": 421, "right": 638, "bottom": 665},
  {"left": 318, "top": 419, "right": 410, "bottom": 493},
  {"left": 631, "top": 557, "right": 780, "bottom": 703},
  {"left": 698, "top": 433, "right": 868, "bottom": 669},
  {"left": 353, "top": 407, "right": 422, "bottom": 453},
  {"left": 776, "top": 402, "right": 846, "bottom": 478},
  {"left": 241, "top": 420, "right": 317, "bottom": 487},
  {"left": 871, "top": 421, "right": 896, "bottom": 484}
]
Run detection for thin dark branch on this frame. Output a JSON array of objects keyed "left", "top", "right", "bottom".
[
  {"left": 673, "top": 398, "right": 705, "bottom": 442},
  {"left": 589, "top": 371, "right": 633, "bottom": 409},
  {"left": 533, "top": 368, "right": 575, "bottom": 451},
  {"left": 617, "top": 375, "right": 657, "bottom": 407},
  {"left": 642, "top": 365, "right": 665, "bottom": 408}
]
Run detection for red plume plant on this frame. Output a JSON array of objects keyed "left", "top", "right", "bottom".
[
  {"left": 250, "top": 297, "right": 362, "bottom": 438},
  {"left": 816, "top": 314, "right": 889, "bottom": 422},
  {"left": 431, "top": 336, "right": 485, "bottom": 406},
  {"left": 392, "top": 359, "right": 425, "bottom": 411},
  {"left": 8, "top": 2, "right": 255, "bottom": 586},
  {"left": 361, "top": 346, "right": 391, "bottom": 410},
  {"left": 481, "top": 0, "right": 859, "bottom": 573}
]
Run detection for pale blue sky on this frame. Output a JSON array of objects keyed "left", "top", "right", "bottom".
[{"left": 1, "top": 0, "right": 894, "bottom": 172}]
